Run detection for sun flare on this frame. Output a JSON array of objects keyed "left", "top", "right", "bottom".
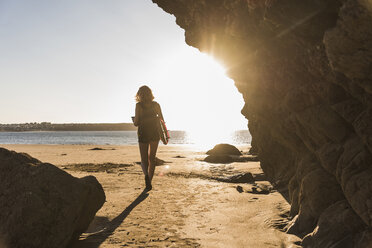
[{"left": 151, "top": 49, "right": 247, "bottom": 147}]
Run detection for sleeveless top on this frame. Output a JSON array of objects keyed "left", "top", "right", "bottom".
[{"left": 137, "top": 101, "right": 160, "bottom": 142}]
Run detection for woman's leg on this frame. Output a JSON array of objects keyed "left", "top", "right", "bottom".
[
  {"left": 139, "top": 142, "right": 149, "bottom": 176},
  {"left": 148, "top": 140, "right": 159, "bottom": 181}
]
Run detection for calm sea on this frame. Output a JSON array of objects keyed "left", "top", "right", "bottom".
[{"left": 0, "top": 130, "right": 251, "bottom": 145}]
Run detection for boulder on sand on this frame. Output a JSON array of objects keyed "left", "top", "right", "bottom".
[
  {"left": 206, "top": 144, "right": 242, "bottom": 156},
  {"left": 204, "top": 154, "right": 234, "bottom": 164},
  {"left": 0, "top": 147, "right": 106, "bottom": 248}
]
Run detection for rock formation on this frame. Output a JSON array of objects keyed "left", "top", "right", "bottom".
[
  {"left": 206, "top": 143, "right": 242, "bottom": 156},
  {"left": 0, "top": 148, "right": 105, "bottom": 248},
  {"left": 152, "top": 0, "right": 372, "bottom": 246}
]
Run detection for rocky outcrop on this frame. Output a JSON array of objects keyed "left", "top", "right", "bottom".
[
  {"left": 0, "top": 148, "right": 105, "bottom": 248},
  {"left": 152, "top": 0, "right": 372, "bottom": 246}
]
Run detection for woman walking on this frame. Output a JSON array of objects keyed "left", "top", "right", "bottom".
[{"left": 132, "top": 85, "right": 164, "bottom": 191}]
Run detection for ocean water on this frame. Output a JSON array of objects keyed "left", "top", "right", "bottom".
[{"left": 0, "top": 130, "right": 251, "bottom": 146}]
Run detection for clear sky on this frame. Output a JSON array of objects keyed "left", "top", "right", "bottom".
[{"left": 0, "top": 0, "right": 247, "bottom": 134}]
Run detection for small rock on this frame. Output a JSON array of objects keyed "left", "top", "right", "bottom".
[
  {"left": 173, "top": 155, "right": 185, "bottom": 158},
  {"left": 250, "top": 185, "right": 271, "bottom": 194},
  {"left": 217, "top": 173, "right": 255, "bottom": 183},
  {"left": 236, "top": 186, "right": 244, "bottom": 193},
  {"left": 89, "top": 147, "right": 104, "bottom": 151}
]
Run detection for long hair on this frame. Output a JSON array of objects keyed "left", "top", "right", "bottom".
[{"left": 136, "top": 85, "right": 154, "bottom": 103}]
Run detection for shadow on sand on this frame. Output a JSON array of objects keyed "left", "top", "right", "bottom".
[{"left": 71, "top": 189, "right": 149, "bottom": 248}]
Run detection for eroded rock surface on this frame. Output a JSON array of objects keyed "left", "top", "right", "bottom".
[
  {"left": 152, "top": 0, "right": 372, "bottom": 246},
  {"left": 0, "top": 147, "right": 105, "bottom": 248}
]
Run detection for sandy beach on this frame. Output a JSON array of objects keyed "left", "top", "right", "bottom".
[{"left": 2, "top": 144, "right": 301, "bottom": 247}]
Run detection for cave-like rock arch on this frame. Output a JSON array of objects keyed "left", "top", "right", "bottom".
[{"left": 152, "top": 0, "right": 372, "bottom": 246}]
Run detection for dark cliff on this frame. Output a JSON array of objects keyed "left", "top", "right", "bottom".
[{"left": 152, "top": 0, "right": 372, "bottom": 247}]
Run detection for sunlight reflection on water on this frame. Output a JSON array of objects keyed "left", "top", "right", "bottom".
[
  {"left": 185, "top": 129, "right": 251, "bottom": 150},
  {"left": 0, "top": 130, "right": 251, "bottom": 146}
]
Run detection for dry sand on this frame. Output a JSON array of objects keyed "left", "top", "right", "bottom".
[{"left": 2, "top": 144, "right": 301, "bottom": 247}]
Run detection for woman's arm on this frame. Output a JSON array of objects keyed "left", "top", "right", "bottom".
[{"left": 133, "top": 103, "right": 140, "bottom": 127}]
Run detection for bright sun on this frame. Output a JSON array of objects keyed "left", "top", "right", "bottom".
[{"left": 140, "top": 47, "right": 247, "bottom": 147}]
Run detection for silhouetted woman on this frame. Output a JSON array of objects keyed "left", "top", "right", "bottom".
[{"left": 133, "top": 85, "right": 164, "bottom": 191}]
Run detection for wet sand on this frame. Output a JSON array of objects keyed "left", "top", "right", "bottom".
[{"left": 2, "top": 144, "right": 301, "bottom": 247}]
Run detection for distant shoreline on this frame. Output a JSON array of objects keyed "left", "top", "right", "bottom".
[{"left": 0, "top": 122, "right": 137, "bottom": 132}]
